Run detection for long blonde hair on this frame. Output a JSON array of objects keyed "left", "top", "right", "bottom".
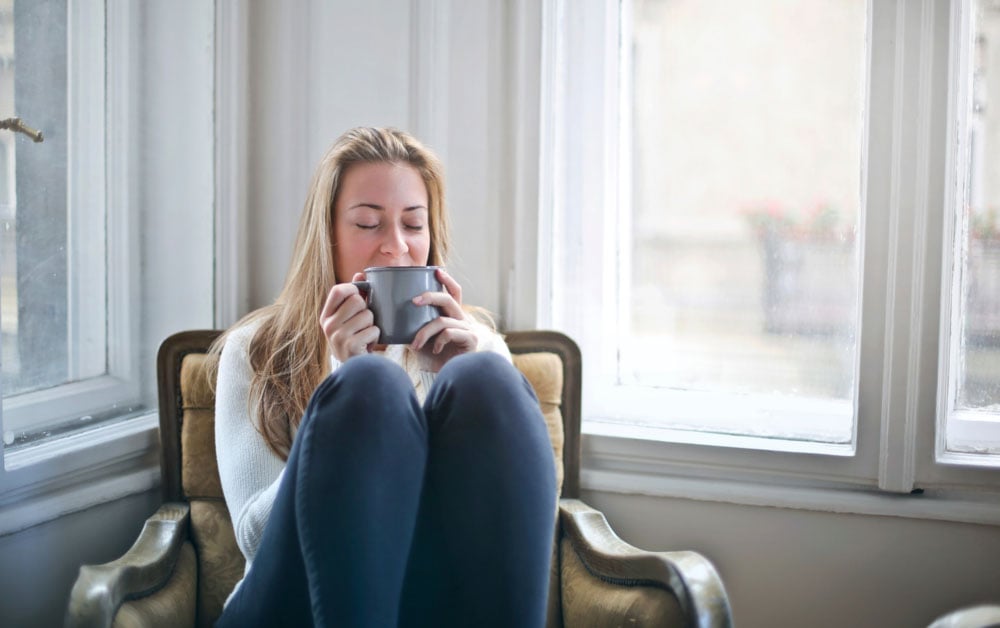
[{"left": 209, "top": 127, "right": 450, "bottom": 460}]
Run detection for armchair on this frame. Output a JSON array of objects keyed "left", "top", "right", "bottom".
[
  {"left": 928, "top": 604, "right": 1000, "bottom": 627},
  {"left": 66, "top": 330, "right": 733, "bottom": 627}
]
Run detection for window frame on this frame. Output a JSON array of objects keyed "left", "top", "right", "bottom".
[
  {"left": 2, "top": 0, "right": 141, "bottom": 440},
  {"left": 0, "top": 0, "right": 222, "bottom": 536},
  {"left": 936, "top": 0, "right": 1000, "bottom": 469},
  {"left": 530, "top": 0, "right": 1000, "bottom": 517}
]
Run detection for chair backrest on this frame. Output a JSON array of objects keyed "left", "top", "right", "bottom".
[{"left": 155, "top": 329, "right": 582, "bottom": 625}]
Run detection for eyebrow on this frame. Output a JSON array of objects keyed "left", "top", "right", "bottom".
[{"left": 347, "top": 203, "right": 428, "bottom": 212}]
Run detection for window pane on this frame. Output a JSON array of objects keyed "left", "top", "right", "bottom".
[
  {"left": 952, "top": 1, "right": 1000, "bottom": 430},
  {"left": 626, "top": 0, "right": 866, "bottom": 440},
  {"left": 1, "top": 1, "right": 214, "bottom": 447},
  {"left": 2, "top": 0, "right": 110, "bottom": 404},
  {"left": 2, "top": 0, "right": 73, "bottom": 397}
]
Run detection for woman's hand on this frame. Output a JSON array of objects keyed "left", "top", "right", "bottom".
[
  {"left": 410, "top": 268, "right": 478, "bottom": 372},
  {"left": 319, "top": 272, "right": 380, "bottom": 362}
]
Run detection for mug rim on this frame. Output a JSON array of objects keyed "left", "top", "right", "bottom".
[{"left": 363, "top": 265, "right": 440, "bottom": 273}]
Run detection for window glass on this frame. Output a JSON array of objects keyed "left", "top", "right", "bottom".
[
  {"left": 1, "top": 0, "right": 125, "bottom": 446},
  {"left": 1, "top": 0, "right": 87, "bottom": 398},
  {"left": 949, "top": 0, "right": 1000, "bottom": 448},
  {"left": 624, "top": 0, "right": 867, "bottom": 441}
]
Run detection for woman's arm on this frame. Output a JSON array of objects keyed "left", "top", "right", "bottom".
[{"left": 214, "top": 324, "right": 287, "bottom": 564}]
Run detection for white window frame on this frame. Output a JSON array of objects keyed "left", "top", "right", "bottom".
[
  {"left": 0, "top": 0, "right": 223, "bottom": 536},
  {"left": 528, "top": 0, "right": 1000, "bottom": 523},
  {"left": 937, "top": 0, "right": 1000, "bottom": 467},
  {"left": 2, "top": 0, "right": 141, "bottom": 440}
]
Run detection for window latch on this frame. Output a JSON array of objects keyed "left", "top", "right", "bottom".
[{"left": 0, "top": 117, "right": 44, "bottom": 143}]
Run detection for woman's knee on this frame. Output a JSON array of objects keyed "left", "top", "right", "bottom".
[
  {"left": 430, "top": 352, "right": 540, "bottom": 425},
  {"left": 312, "top": 354, "right": 410, "bottom": 401},
  {"left": 304, "top": 355, "right": 417, "bottom": 432},
  {"left": 438, "top": 352, "right": 530, "bottom": 396}
]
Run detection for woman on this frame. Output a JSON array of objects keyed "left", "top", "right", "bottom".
[{"left": 210, "top": 127, "right": 556, "bottom": 628}]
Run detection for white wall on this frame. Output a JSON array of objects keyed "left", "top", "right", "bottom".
[
  {"left": 246, "top": 0, "right": 507, "bottom": 318},
  {"left": 584, "top": 489, "right": 1000, "bottom": 628},
  {"left": 0, "top": 490, "right": 160, "bottom": 627}
]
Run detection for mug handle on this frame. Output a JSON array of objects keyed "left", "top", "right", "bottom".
[{"left": 352, "top": 280, "right": 371, "bottom": 302}]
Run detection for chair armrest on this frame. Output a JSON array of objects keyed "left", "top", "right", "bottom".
[
  {"left": 928, "top": 604, "right": 1000, "bottom": 628},
  {"left": 66, "top": 502, "right": 190, "bottom": 628},
  {"left": 559, "top": 498, "right": 733, "bottom": 628}
]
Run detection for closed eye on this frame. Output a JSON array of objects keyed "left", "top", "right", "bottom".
[
  {"left": 356, "top": 223, "right": 378, "bottom": 230},
  {"left": 405, "top": 224, "right": 425, "bottom": 231}
]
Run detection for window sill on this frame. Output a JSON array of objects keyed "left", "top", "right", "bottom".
[
  {"left": 585, "top": 418, "right": 856, "bottom": 457},
  {"left": 582, "top": 429, "right": 1000, "bottom": 526},
  {"left": 0, "top": 413, "right": 160, "bottom": 536}
]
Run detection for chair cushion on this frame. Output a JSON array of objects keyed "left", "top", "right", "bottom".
[
  {"left": 188, "top": 499, "right": 245, "bottom": 627},
  {"left": 181, "top": 354, "right": 224, "bottom": 499},
  {"left": 546, "top": 524, "right": 563, "bottom": 628},
  {"left": 512, "top": 351, "right": 566, "bottom": 496},
  {"left": 181, "top": 351, "right": 217, "bottom": 408}
]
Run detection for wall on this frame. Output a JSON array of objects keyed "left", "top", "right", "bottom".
[
  {"left": 584, "top": 489, "right": 1000, "bottom": 628},
  {"left": 246, "top": 0, "right": 506, "bottom": 318},
  {"left": 0, "top": 490, "right": 159, "bottom": 627}
]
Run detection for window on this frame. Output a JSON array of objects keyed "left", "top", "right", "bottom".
[
  {"left": 1, "top": 0, "right": 125, "bottom": 446},
  {"left": 541, "top": 0, "right": 999, "bottom": 494},
  {"left": 0, "top": 0, "right": 216, "bottom": 533},
  {"left": 944, "top": 0, "right": 1000, "bottom": 457}
]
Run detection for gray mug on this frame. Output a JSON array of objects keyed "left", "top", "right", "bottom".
[{"left": 352, "top": 266, "right": 443, "bottom": 344}]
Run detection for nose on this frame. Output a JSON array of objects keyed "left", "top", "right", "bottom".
[{"left": 379, "top": 224, "right": 409, "bottom": 262}]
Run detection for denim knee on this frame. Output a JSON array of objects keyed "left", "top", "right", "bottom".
[
  {"left": 311, "top": 354, "right": 410, "bottom": 400},
  {"left": 441, "top": 350, "right": 525, "bottom": 388},
  {"left": 302, "top": 354, "right": 418, "bottom": 432},
  {"left": 429, "top": 352, "right": 540, "bottom": 425}
]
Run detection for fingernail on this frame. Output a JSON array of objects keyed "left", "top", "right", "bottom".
[{"left": 413, "top": 296, "right": 425, "bottom": 305}]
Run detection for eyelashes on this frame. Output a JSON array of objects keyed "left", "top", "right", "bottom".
[{"left": 354, "top": 223, "right": 425, "bottom": 232}]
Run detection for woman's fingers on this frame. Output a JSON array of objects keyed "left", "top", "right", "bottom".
[
  {"left": 320, "top": 283, "right": 353, "bottom": 321},
  {"left": 320, "top": 282, "right": 378, "bottom": 360},
  {"left": 320, "top": 286, "right": 367, "bottom": 333},
  {"left": 412, "top": 268, "right": 465, "bottom": 319},
  {"left": 411, "top": 315, "right": 478, "bottom": 372},
  {"left": 411, "top": 316, "right": 474, "bottom": 352},
  {"left": 436, "top": 267, "right": 463, "bottom": 304},
  {"left": 431, "top": 326, "right": 477, "bottom": 355},
  {"left": 414, "top": 291, "right": 463, "bottom": 319}
]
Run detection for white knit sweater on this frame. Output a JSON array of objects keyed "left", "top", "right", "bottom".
[{"left": 214, "top": 321, "right": 512, "bottom": 604}]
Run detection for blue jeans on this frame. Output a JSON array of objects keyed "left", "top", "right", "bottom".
[{"left": 216, "top": 352, "right": 557, "bottom": 628}]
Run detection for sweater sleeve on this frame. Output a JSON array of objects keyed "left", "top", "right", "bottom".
[
  {"left": 214, "top": 324, "right": 286, "bottom": 564},
  {"left": 473, "top": 320, "right": 513, "bottom": 362}
]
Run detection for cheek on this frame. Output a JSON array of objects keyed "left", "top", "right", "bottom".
[
  {"left": 412, "top": 233, "right": 431, "bottom": 264},
  {"left": 334, "top": 230, "right": 371, "bottom": 276},
  {"left": 339, "top": 239, "right": 372, "bottom": 262}
]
